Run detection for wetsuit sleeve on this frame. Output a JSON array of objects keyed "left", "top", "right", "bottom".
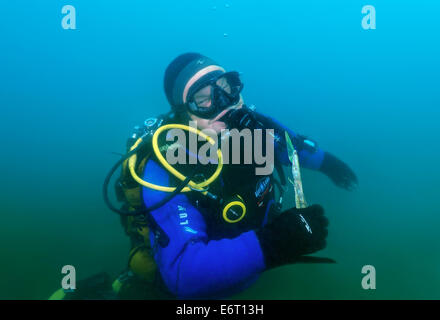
[
  {"left": 142, "top": 160, "right": 266, "bottom": 299},
  {"left": 255, "top": 112, "right": 325, "bottom": 170}
]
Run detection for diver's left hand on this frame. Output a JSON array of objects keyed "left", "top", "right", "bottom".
[{"left": 319, "top": 152, "right": 358, "bottom": 191}]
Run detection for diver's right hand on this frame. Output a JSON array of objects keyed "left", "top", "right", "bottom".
[
  {"left": 222, "top": 105, "right": 261, "bottom": 130},
  {"left": 256, "top": 205, "right": 329, "bottom": 269}
]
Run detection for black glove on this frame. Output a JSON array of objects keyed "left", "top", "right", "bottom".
[
  {"left": 256, "top": 204, "right": 329, "bottom": 270},
  {"left": 221, "top": 105, "right": 263, "bottom": 130},
  {"left": 320, "top": 152, "right": 358, "bottom": 191}
]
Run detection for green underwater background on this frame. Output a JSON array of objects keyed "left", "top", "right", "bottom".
[{"left": 0, "top": 0, "right": 439, "bottom": 299}]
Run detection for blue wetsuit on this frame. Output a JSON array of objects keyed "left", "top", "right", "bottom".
[{"left": 142, "top": 114, "right": 325, "bottom": 299}]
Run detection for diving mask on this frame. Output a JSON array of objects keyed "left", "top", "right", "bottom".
[{"left": 186, "top": 71, "right": 244, "bottom": 119}]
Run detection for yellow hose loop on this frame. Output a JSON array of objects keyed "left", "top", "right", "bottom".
[
  {"left": 128, "top": 124, "right": 223, "bottom": 193},
  {"left": 153, "top": 124, "right": 223, "bottom": 190},
  {"left": 128, "top": 138, "right": 183, "bottom": 192},
  {"left": 222, "top": 200, "right": 246, "bottom": 223},
  {"left": 128, "top": 138, "right": 178, "bottom": 192}
]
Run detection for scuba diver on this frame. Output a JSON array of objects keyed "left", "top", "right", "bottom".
[{"left": 50, "top": 53, "right": 358, "bottom": 300}]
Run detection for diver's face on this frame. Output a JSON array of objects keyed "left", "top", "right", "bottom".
[
  {"left": 187, "top": 77, "right": 243, "bottom": 134},
  {"left": 187, "top": 100, "right": 244, "bottom": 134}
]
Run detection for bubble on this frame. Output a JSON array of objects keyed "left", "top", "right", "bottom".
[
  {"left": 223, "top": 33, "right": 229, "bottom": 37},
  {"left": 225, "top": 4, "right": 230, "bottom": 8},
  {"left": 212, "top": 6, "right": 217, "bottom": 10}
]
